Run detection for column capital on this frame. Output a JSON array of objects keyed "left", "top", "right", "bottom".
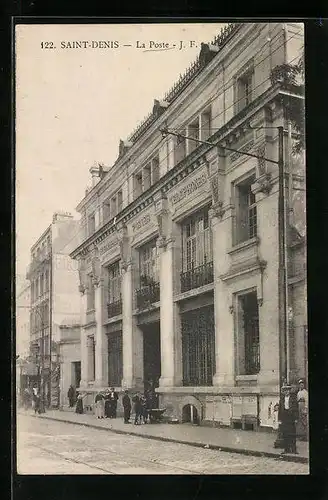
[
  {"left": 92, "top": 276, "right": 104, "bottom": 287},
  {"left": 120, "top": 259, "right": 133, "bottom": 274},
  {"left": 209, "top": 202, "right": 226, "bottom": 221}
]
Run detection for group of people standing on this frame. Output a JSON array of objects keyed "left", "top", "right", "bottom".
[
  {"left": 93, "top": 387, "right": 119, "bottom": 419},
  {"left": 69, "top": 385, "right": 155, "bottom": 425},
  {"left": 275, "top": 378, "right": 308, "bottom": 455}
]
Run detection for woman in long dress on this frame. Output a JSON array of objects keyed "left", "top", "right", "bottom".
[
  {"left": 94, "top": 391, "right": 105, "bottom": 419},
  {"left": 75, "top": 392, "right": 86, "bottom": 414},
  {"left": 297, "top": 379, "right": 308, "bottom": 441}
]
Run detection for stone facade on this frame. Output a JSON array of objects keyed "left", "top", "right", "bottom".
[
  {"left": 70, "top": 23, "right": 306, "bottom": 429},
  {"left": 26, "top": 212, "right": 81, "bottom": 407}
]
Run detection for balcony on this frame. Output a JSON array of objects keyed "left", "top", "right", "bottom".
[
  {"left": 136, "top": 280, "right": 160, "bottom": 310},
  {"left": 107, "top": 298, "right": 122, "bottom": 318},
  {"left": 180, "top": 261, "right": 214, "bottom": 293}
]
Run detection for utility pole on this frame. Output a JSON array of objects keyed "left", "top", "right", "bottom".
[{"left": 277, "top": 126, "right": 288, "bottom": 386}]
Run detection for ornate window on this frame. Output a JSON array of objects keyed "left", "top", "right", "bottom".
[
  {"left": 236, "top": 291, "right": 260, "bottom": 376},
  {"left": 108, "top": 332, "right": 123, "bottom": 387},
  {"left": 181, "top": 206, "right": 213, "bottom": 292},
  {"left": 107, "top": 261, "right": 122, "bottom": 318},
  {"left": 236, "top": 67, "right": 254, "bottom": 112},
  {"left": 234, "top": 175, "right": 257, "bottom": 244},
  {"left": 182, "top": 305, "right": 215, "bottom": 386},
  {"left": 136, "top": 239, "right": 160, "bottom": 309}
]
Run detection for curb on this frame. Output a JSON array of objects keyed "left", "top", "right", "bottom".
[{"left": 22, "top": 413, "right": 309, "bottom": 465}]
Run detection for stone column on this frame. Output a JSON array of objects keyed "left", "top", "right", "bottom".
[
  {"left": 94, "top": 279, "right": 106, "bottom": 387},
  {"left": 211, "top": 209, "right": 235, "bottom": 388},
  {"left": 121, "top": 260, "right": 134, "bottom": 388},
  {"left": 86, "top": 336, "right": 95, "bottom": 382},
  {"left": 167, "top": 137, "right": 175, "bottom": 171},
  {"left": 205, "top": 148, "right": 235, "bottom": 387},
  {"left": 158, "top": 237, "right": 176, "bottom": 387},
  {"left": 120, "top": 260, "right": 143, "bottom": 389},
  {"left": 79, "top": 290, "right": 89, "bottom": 389}
]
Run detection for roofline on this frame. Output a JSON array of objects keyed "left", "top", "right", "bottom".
[
  {"left": 71, "top": 82, "right": 292, "bottom": 260},
  {"left": 75, "top": 22, "right": 243, "bottom": 212},
  {"left": 30, "top": 224, "right": 52, "bottom": 252}
]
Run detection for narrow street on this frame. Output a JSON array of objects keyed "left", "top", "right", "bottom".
[{"left": 16, "top": 415, "right": 308, "bottom": 475}]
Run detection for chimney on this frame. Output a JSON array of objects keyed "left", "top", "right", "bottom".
[
  {"left": 89, "top": 163, "right": 100, "bottom": 187},
  {"left": 52, "top": 211, "right": 73, "bottom": 223}
]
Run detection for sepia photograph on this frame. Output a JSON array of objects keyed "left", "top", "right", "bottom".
[{"left": 15, "top": 21, "right": 308, "bottom": 475}]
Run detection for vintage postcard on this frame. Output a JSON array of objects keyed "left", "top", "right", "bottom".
[{"left": 15, "top": 21, "right": 308, "bottom": 475}]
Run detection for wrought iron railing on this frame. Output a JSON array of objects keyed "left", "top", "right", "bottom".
[
  {"left": 136, "top": 281, "right": 160, "bottom": 310},
  {"left": 107, "top": 298, "right": 122, "bottom": 318},
  {"left": 180, "top": 261, "right": 214, "bottom": 293},
  {"left": 245, "top": 342, "right": 260, "bottom": 375}
]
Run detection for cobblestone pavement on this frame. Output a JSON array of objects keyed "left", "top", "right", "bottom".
[{"left": 16, "top": 415, "right": 309, "bottom": 475}]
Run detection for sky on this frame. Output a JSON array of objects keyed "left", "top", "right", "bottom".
[{"left": 15, "top": 22, "right": 226, "bottom": 282}]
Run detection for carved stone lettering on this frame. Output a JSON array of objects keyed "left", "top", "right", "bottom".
[
  {"left": 169, "top": 173, "right": 207, "bottom": 205},
  {"left": 99, "top": 238, "right": 117, "bottom": 256},
  {"left": 132, "top": 214, "right": 151, "bottom": 232}
]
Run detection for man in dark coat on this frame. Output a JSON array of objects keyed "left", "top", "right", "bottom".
[
  {"left": 108, "top": 387, "right": 119, "bottom": 418},
  {"left": 278, "top": 384, "right": 299, "bottom": 454},
  {"left": 67, "top": 385, "right": 76, "bottom": 408},
  {"left": 132, "top": 393, "right": 143, "bottom": 425},
  {"left": 122, "top": 390, "right": 131, "bottom": 423}
]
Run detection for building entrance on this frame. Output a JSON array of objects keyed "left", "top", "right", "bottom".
[{"left": 142, "top": 322, "right": 161, "bottom": 408}]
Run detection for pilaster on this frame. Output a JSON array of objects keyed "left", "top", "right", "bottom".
[
  {"left": 120, "top": 259, "right": 143, "bottom": 389},
  {"left": 79, "top": 290, "right": 89, "bottom": 389},
  {"left": 154, "top": 194, "right": 180, "bottom": 387},
  {"left": 94, "top": 278, "right": 106, "bottom": 387}
]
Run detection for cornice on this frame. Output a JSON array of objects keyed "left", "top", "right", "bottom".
[{"left": 70, "top": 83, "right": 285, "bottom": 260}]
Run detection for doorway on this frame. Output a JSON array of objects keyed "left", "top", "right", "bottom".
[
  {"left": 142, "top": 322, "right": 161, "bottom": 408},
  {"left": 182, "top": 404, "right": 199, "bottom": 424},
  {"left": 73, "top": 361, "right": 81, "bottom": 388}
]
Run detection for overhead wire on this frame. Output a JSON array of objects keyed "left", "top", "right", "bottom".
[{"left": 19, "top": 27, "right": 304, "bottom": 298}]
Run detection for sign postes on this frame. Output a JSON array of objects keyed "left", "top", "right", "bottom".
[
  {"left": 169, "top": 172, "right": 208, "bottom": 206},
  {"left": 132, "top": 213, "right": 151, "bottom": 232}
]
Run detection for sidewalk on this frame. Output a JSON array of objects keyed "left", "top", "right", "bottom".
[{"left": 19, "top": 408, "right": 309, "bottom": 464}]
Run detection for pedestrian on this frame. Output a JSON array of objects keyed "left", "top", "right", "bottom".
[
  {"left": 297, "top": 378, "right": 308, "bottom": 441},
  {"left": 104, "top": 389, "right": 111, "bottom": 418},
  {"left": 122, "top": 390, "right": 131, "bottom": 424},
  {"left": 23, "top": 387, "right": 31, "bottom": 410},
  {"left": 75, "top": 392, "right": 86, "bottom": 414},
  {"left": 67, "top": 385, "right": 76, "bottom": 408},
  {"left": 277, "top": 384, "right": 299, "bottom": 454},
  {"left": 32, "top": 386, "right": 41, "bottom": 414},
  {"left": 108, "top": 387, "right": 119, "bottom": 418},
  {"left": 132, "top": 392, "right": 143, "bottom": 425},
  {"left": 94, "top": 391, "right": 105, "bottom": 419},
  {"left": 140, "top": 394, "right": 148, "bottom": 424}
]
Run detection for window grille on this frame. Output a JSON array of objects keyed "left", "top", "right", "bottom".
[
  {"left": 108, "top": 332, "right": 123, "bottom": 387},
  {"left": 182, "top": 306, "right": 215, "bottom": 386}
]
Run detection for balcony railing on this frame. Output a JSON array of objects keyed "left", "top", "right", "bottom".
[
  {"left": 136, "top": 281, "right": 160, "bottom": 310},
  {"left": 180, "top": 261, "right": 214, "bottom": 293},
  {"left": 107, "top": 298, "right": 122, "bottom": 318}
]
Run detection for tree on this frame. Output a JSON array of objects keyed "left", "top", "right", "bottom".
[{"left": 270, "top": 54, "right": 305, "bottom": 154}]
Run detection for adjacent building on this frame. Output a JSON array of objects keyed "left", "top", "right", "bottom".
[
  {"left": 70, "top": 23, "right": 306, "bottom": 430},
  {"left": 26, "top": 211, "right": 81, "bottom": 407},
  {"left": 16, "top": 276, "right": 32, "bottom": 397}
]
